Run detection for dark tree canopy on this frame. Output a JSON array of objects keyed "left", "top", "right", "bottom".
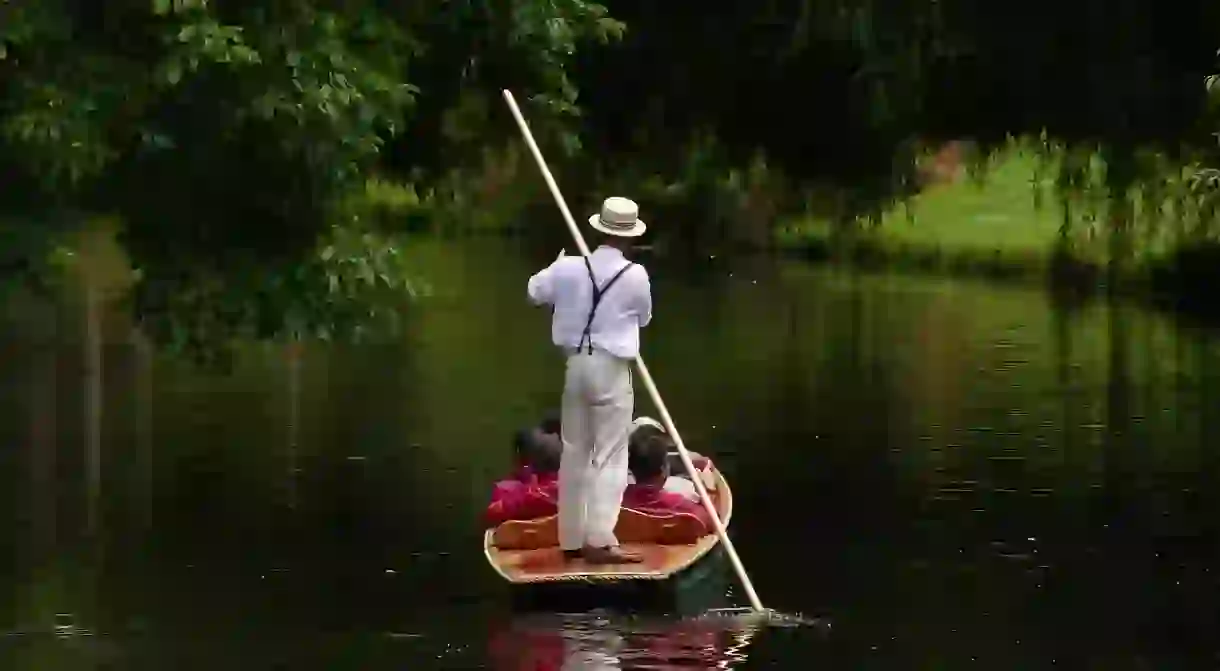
[
  {"left": 574, "top": 0, "right": 1220, "bottom": 203},
  {"left": 0, "top": 0, "right": 617, "bottom": 361}
]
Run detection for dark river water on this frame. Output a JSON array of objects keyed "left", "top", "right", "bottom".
[{"left": 3, "top": 236, "right": 1220, "bottom": 668}]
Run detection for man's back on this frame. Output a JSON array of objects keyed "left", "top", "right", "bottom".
[{"left": 527, "top": 246, "right": 651, "bottom": 359}]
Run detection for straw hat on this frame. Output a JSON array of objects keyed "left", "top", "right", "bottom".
[{"left": 588, "top": 197, "right": 646, "bottom": 237}]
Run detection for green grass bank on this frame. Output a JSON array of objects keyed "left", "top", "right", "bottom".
[{"left": 774, "top": 142, "right": 1220, "bottom": 315}]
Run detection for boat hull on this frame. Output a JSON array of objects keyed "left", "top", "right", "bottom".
[
  {"left": 485, "top": 465, "right": 734, "bottom": 610},
  {"left": 508, "top": 545, "right": 730, "bottom": 612}
]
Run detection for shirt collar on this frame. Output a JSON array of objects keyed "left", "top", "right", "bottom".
[{"left": 594, "top": 245, "right": 625, "bottom": 259}]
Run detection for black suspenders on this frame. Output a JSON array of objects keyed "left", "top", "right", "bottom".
[{"left": 578, "top": 257, "right": 634, "bottom": 355}]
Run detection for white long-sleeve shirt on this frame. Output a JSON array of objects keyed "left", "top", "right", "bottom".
[{"left": 526, "top": 245, "right": 652, "bottom": 359}]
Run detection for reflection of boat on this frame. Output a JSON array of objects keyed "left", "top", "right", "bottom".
[
  {"left": 486, "top": 611, "right": 759, "bottom": 671},
  {"left": 484, "top": 464, "right": 733, "bottom": 608}
]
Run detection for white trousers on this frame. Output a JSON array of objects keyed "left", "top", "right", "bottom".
[{"left": 558, "top": 349, "right": 633, "bottom": 550}]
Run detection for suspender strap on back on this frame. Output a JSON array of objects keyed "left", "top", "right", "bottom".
[{"left": 579, "top": 258, "right": 634, "bottom": 355}]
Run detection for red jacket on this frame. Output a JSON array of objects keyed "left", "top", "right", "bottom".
[
  {"left": 484, "top": 473, "right": 558, "bottom": 528},
  {"left": 490, "top": 465, "right": 534, "bottom": 502},
  {"left": 621, "top": 482, "right": 713, "bottom": 531}
]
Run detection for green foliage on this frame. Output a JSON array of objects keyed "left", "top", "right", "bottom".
[
  {"left": 348, "top": 178, "right": 431, "bottom": 231},
  {"left": 379, "top": 0, "right": 621, "bottom": 180},
  {"left": 1179, "top": 63, "right": 1220, "bottom": 238},
  {"left": 571, "top": 0, "right": 1219, "bottom": 230},
  {"left": 131, "top": 221, "right": 428, "bottom": 367},
  {"left": 5, "top": 0, "right": 1220, "bottom": 348},
  {"left": 0, "top": 0, "right": 619, "bottom": 363},
  {"left": 0, "top": 216, "right": 77, "bottom": 298}
]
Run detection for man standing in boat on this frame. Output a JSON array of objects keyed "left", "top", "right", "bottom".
[{"left": 526, "top": 196, "right": 651, "bottom": 565}]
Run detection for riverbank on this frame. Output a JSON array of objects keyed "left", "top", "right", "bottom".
[
  {"left": 776, "top": 146, "right": 1089, "bottom": 279},
  {"left": 774, "top": 144, "right": 1220, "bottom": 317},
  {"left": 350, "top": 143, "right": 1220, "bottom": 318}
]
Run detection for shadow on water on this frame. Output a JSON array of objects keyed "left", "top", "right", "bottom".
[{"left": 5, "top": 236, "right": 1220, "bottom": 667}]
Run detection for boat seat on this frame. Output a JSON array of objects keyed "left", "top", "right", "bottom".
[
  {"left": 491, "top": 504, "right": 713, "bottom": 550},
  {"left": 492, "top": 515, "right": 559, "bottom": 550},
  {"left": 615, "top": 508, "right": 709, "bottom": 545}
]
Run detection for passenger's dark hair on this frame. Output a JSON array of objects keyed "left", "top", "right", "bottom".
[
  {"left": 512, "top": 429, "right": 532, "bottom": 461},
  {"left": 628, "top": 424, "right": 664, "bottom": 458},
  {"left": 628, "top": 433, "right": 670, "bottom": 481},
  {"left": 531, "top": 434, "right": 562, "bottom": 474}
]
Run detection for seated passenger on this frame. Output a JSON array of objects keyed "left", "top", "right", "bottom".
[
  {"left": 491, "top": 412, "right": 562, "bottom": 501},
  {"left": 627, "top": 416, "right": 713, "bottom": 500},
  {"left": 493, "top": 430, "right": 534, "bottom": 501},
  {"left": 484, "top": 431, "right": 561, "bottom": 528},
  {"left": 622, "top": 433, "right": 713, "bottom": 532}
]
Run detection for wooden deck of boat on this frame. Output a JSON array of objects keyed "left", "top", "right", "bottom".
[{"left": 485, "top": 466, "right": 732, "bottom": 585}]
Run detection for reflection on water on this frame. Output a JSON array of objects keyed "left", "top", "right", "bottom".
[
  {"left": 487, "top": 612, "right": 763, "bottom": 670},
  {"left": 3, "top": 237, "right": 1220, "bottom": 666},
  {"left": 1, "top": 610, "right": 776, "bottom": 670}
]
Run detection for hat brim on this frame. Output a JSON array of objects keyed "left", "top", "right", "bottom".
[{"left": 588, "top": 213, "right": 647, "bottom": 238}]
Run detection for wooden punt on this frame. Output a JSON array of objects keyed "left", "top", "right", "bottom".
[{"left": 484, "top": 464, "right": 732, "bottom": 593}]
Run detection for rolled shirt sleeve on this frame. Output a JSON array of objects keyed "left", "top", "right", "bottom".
[
  {"left": 527, "top": 264, "right": 557, "bottom": 306},
  {"left": 632, "top": 265, "right": 652, "bottom": 327}
]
